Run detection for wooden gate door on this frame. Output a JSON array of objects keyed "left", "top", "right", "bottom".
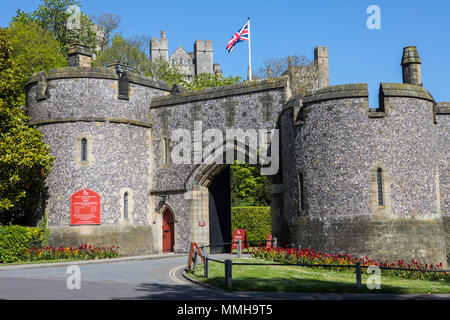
[{"left": 162, "top": 209, "right": 174, "bottom": 252}]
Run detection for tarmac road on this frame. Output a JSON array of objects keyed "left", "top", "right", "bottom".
[{"left": 0, "top": 254, "right": 449, "bottom": 300}]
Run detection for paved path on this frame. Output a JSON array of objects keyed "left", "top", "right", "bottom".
[{"left": 0, "top": 255, "right": 449, "bottom": 300}]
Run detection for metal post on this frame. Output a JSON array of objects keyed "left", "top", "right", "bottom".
[
  {"left": 204, "top": 257, "right": 209, "bottom": 279},
  {"left": 225, "top": 259, "right": 232, "bottom": 289},
  {"left": 356, "top": 262, "right": 362, "bottom": 289},
  {"left": 237, "top": 240, "right": 242, "bottom": 259}
]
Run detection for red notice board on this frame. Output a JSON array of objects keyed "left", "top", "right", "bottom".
[
  {"left": 70, "top": 189, "right": 101, "bottom": 225},
  {"left": 231, "top": 229, "right": 249, "bottom": 254}
]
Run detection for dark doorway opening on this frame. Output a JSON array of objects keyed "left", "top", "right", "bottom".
[{"left": 208, "top": 166, "right": 231, "bottom": 253}]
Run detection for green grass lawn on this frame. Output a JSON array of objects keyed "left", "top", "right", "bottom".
[{"left": 188, "top": 258, "right": 450, "bottom": 294}]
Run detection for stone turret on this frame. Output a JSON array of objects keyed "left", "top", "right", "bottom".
[
  {"left": 67, "top": 42, "right": 92, "bottom": 67},
  {"left": 150, "top": 30, "right": 169, "bottom": 62},
  {"left": 314, "top": 46, "right": 329, "bottom": 89},
  {"left": 401, "top": 46, "right": 422, "bottom": 86},
  {"left": 194, "top": 40, "right": 213, "bottom": 75}
]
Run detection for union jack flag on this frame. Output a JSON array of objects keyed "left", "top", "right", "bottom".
[{"left": 226, "top": 20, "right": 249, "bottom": 54}]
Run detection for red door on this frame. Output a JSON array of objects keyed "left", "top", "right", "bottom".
[{"left": 162, "top": 209, "right": 174, "bottom": 252}]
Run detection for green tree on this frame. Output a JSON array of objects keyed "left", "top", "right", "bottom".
[
  {"left": 148, "top": 57, "right": 186, "bottom": 87},
  {"left": 93, "top": 34, "right": 150, "bottom": 72},
  {"left": 32, "top": 0, "right": 97, "bottom": 53},
  {"left": 0, "top": 28, "right": 54, "bottom": 225},
  {"left": 230, "top": 162, "right": 271, "bottom": 207},
  {"left": 185, "top": 73, "right": 242, "bottom": 91},
  {"left": 7, "top": 19, "right": 67, "bottom": 88}
]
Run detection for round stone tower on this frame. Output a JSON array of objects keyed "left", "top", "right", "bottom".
[
  {"left": 277, "top": 47, "right": 447, "bottom": 265},
  {"left": 25, "top": 44, "right": 171, "bottom": 255}
]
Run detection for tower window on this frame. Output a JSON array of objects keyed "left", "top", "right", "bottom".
[
  {"left": 81, "top": 138, "right": 87, "bottom": 162},
  {"left": 124, "top": 192, "right": 129, "bottom": 219},
  {"left": 298, "top": 173, "right": 305, "bottom": 211},
  {"left": 162, "top": 138, "right": 169, "bottom": 165},
  {"left": 377, "top": 168, "right": 383, "bottom": 206}
]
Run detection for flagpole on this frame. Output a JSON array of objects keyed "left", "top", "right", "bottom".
[{"left": 247, "top": 17, "right": 252, "bottom": 81}]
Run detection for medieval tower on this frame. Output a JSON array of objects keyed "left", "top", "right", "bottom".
[{"left": 150, "top": 30, "right": 222, "bottom": 80}]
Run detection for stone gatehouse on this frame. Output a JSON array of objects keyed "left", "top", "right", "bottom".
[{"left": 25, "top": 43, "right": 449, "bottom": 266}]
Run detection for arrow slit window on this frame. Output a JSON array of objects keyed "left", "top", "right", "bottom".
[
  {"left": 81, "top": 138, "right": 87, "bottom": 162},
  {"left": 377, "top": 168, "right": 383, "bottom": 206}
]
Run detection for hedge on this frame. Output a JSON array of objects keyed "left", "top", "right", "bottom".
[
  {"left": 231, "top": 206, "right": 271, "bottom": 243},
  {"left": 0, "top": 225, "right": 47, "bottom": 263}
]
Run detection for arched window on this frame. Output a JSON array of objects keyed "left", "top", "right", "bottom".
[
  {"left": 81, "top": 138, "right": 87, "bottom": 162},
  {"left": 123, "top": 192, "right": 129, "bottom": 219},
  {"left": 377, "top": 168, "right": 383, "bottom": 206}
]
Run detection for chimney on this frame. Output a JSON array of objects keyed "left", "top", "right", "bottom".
[
  {"left": 67, "top": 42, "right": 92, "bottom": 67},
  {"left": 401, "top": 46, "right": 422, "bottom": 86},
  {"left": 314, "top": 46, "right": 329, "bottom": 89}
]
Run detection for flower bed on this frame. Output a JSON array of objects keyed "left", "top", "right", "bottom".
[
  {"left": 20, "top": 245, "right": 120, "bottom": 262},
  {"left": 252, "top": 246, "right": 449, "bottom": 281}
]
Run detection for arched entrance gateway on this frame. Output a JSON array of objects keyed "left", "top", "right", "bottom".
[
  {"left": 162, "top": 208, "right": 175, "bottom": 252},
  {"left": 184, "top": 141, "right": 278, "bottom": 253}
]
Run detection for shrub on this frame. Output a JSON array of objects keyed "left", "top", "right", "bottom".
[
  {"left": 0, "top": 225, "right": 46, "bottom": 263},
  {"left": 231, "top": 206, "right": 271, "bottom": 243}
]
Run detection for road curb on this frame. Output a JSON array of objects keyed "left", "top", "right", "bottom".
[
  {"left": 182, "top": 269, "right": 227, "bottom": 292},
  {"left": 0, "top": 253, "right": 186, "bottom": 271}
]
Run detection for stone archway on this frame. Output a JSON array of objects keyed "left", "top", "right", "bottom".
[{"left": 183, "top": 142, "right": 272, "bottom": 250}]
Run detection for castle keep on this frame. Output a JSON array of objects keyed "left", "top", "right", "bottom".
[{"left": 25, "top": 44, "right": 449, "bottom": 265}]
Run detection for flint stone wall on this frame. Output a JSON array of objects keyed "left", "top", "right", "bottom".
[{"left": 279, "top": 83, "right": 447, "bottom": 265}]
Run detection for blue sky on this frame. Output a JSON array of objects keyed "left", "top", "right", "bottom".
[{"left": 2, "top": 0, "right": 450, "bottom": 106}]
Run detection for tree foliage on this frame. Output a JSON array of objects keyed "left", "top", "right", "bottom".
[
  {"left": 93, "top": 34, "right": 150, "bottom": 72},
  {"left": 35, "top": 0, "right": 97, "bottom": 51},
  {"left": 230, "top": 162, "right": 271, "bottom": 207},
  {"left": 7, "top": 18, "right": 67, "bottom": 88},
  {"left": 91, "top": 12, "right": 120, "bottom": 52},
  {"left": 0, "top": 28, "right": 54, "bottom": 225},
  {"left": 185, "top": 73, "right": 242, "bottom": 91}
]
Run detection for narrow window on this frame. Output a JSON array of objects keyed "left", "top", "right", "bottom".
[
  {"left": 377, "top": 168, "right": 383, "bottom": 206},
  {"left": 162, "top": 138, "right": 169, "bottom": 165},
  {"left": 298, "top": 173, "right": 305, "bottom": 211},
  {"left": 81, "top": 138, "right": 87, "bottom": 162},
  {"left": 124, "top": 192, "right": 129, "bottom": 219}
]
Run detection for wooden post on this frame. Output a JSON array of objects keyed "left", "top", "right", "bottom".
[
  {"left": 237, "top": 240, "right": 242, "bottom": 258},
  {"left": 187, "top": 241, "right": 194, "bottom": 270},
  {"left": 225, "top": 259, "right": 232, "bottom": 289},
  {"left": 193, "top": 251, "right": 199, "bottom": 272},
  {"left": 356, "top": 262, "right": 362, "bottom": 289},
  {"left": 204, "top": 257, "right": 209, "bottom": 279}
]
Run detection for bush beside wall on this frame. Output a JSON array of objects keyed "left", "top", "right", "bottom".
[
  {"left": 0, "top": 225, "right": 47, "bottom": 263},
  {"left": 231, "top": 206, "right": 271, "bottom": 243}
]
